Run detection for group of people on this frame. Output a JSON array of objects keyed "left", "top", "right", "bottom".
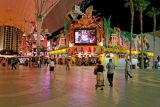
[
  {"left": 94, "top": 58, "right": 132, "bottom": 90},
  {"left": 0, "top": 57, "right": 19, "bottom": 70}
]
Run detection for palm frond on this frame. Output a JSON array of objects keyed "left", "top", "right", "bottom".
[
  {"left": 124, "top": 2, "right": 130, "bottom": 8},
  {"left": 134, "top": 0, "right": 150, "bottom": 11},
  {"left": 146, "top": 11, "right": 153, "bottom": 17},
  {"left": 146, "top": 7, "right": 160, "bottom": 18}
]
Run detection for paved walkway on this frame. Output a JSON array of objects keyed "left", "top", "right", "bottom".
[{"left": 0, "top": 64, "right": 160, "bottom": 107}]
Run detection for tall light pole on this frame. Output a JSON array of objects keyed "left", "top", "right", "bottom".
[
  {"left": 35, "top": 0, "right": 53, "bottom": 56},
  {"left": 35, "top": 0, "right": 44, "bottom": 56},
  {"left": 36, "top": 15, "right": 43, "bottom": 56},
  {"left": 35, "top": 0, "right": 56, "bottom": 56}
]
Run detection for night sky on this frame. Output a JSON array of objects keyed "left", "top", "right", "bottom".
[{"left": 88, "top": 0, "right": 160, "bottom": 34}]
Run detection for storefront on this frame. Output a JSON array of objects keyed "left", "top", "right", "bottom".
[{"left": 49, "top": 5, "right": 154, "bottom": 68}]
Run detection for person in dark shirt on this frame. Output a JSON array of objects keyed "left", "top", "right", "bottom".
[
  {"left": 94, "top": 61, "right": 105, "bottom": 90},
  {"left": 11, "top": 58, "right": 16, "bottom": 70}
]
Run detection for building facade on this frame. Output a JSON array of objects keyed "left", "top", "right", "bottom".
[{"left": 0, "top": 26, "right": 23, "bottom": 52}]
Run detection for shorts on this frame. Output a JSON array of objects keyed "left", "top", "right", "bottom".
[{"left": 50, "top": 66, "right": 54, "bottom": 71}]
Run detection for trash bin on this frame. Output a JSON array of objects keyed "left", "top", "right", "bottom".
[{"left": 132, "top": 64, "right": 136, "bottom": 69}]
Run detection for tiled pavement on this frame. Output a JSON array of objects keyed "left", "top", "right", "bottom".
[{"left": 0, "top": 64, "right": 160, "bottom": 107}]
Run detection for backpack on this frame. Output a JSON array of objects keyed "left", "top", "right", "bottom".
[{"left": 97, "top": 65, "right": 104, "bottom": 72}]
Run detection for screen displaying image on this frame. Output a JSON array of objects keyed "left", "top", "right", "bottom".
[{"left": 74, "top": 28, "right": 97, "bottom": 45}]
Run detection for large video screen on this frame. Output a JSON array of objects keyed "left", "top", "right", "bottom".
[{"left": 74, "top": 28, "right": 97, "bottom": 45}]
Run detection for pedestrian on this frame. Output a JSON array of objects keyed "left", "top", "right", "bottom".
[
  {"left": 28, "top": 58, "right": 32, "bottom": 67},
  {"left": 8, "top": 58, "right": 11, "bottom": 67},
  {"left": 46, "top": 58, "right": 50, "bottom": 67},
  {"left": 25, "top": 59, "right": 29, "bottom": 66},
  {"left": 125, "top": 59, "right": 133, "bottom": 80},
  {"left": 37, "top": 58, "right": 40, "bottom": 67},
  {"left": 157, "top": 59, "right": 160, "bottom": 70},
  {"left": 94, "top": 62, "right": 105, "bottom": 90},
  {"left": 11, "top": 58, "right": 16, "bottom": 70},
  {"left": 49, "top": 59, "right": 55, "bottom": 78},
  {"left": 40, "top": 58, "right": 43, "bottom": 67},
  {"left": 2, "top": 58, "right": 6, "bottom": 67},
  {"left": 106, "top": 59, "right": 115, "bottom": 87},
  {"left": 66, "top": 59, "right": 70, "bottom": 71}
]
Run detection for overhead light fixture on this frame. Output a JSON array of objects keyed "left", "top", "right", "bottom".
[{"left": 44, "top": 29, "right": 51, "bottom": 36}]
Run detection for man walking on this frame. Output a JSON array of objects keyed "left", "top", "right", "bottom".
[
  {"left": 106, "top": 59, "right": 115, "bottom": 87},
  {"left": 11, "top": 58, "right": 16, "bottom": 70}
]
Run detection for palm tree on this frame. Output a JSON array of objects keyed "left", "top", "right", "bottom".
[
  {"left": 134, "top": 0, "right": 150, "bottom": 69},
  {"left": 103, "top": 16, "right": 112, "bottom": 48},
  {"left": 124, "top": 0, "right": 134, "bottom": 64},
  {"left": 146, "top": 7, "right": 160, "bottom": 69}
]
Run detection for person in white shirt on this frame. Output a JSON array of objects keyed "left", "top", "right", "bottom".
[
  {"left": 125, "top": 59, "right": 133, "bottom": 80},
  {"left": 49, "top": 59, "right": 55, "bottom": 72},
  {"left": 157, "top": 60, "right": 160, "bottom": 70}
]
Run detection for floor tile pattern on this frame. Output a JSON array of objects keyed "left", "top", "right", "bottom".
[{"left": 0, "top": 64, "right": 160, "bottom": 107}]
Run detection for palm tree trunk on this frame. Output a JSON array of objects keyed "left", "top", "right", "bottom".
[
  {"left": 130, "top": 0, "right": 134, "bottom": 65},
  {"left": 153, "top": 15, "right": 156, "bottom": 69},
  {"left": 106, "top": 28, "right": 108, "bottom": 48},
  {"left": 140, "top": 8, "right": 144, "bottom": 69}
]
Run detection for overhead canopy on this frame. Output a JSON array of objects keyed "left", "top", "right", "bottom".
[
  {"left": 0, "top": 0, "right": 82, "bottom": 34},
  {"left": 42, "top": 0, "right": 83, "bottom": 33}
]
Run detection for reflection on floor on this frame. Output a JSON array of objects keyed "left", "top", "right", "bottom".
[{"left": 0, "top": 64, "right": 160, "bottom": 107}]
